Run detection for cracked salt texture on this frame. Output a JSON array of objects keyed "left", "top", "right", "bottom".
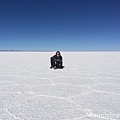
[{"left": 0, "top": 52, "right": 120, "bottom": 120}]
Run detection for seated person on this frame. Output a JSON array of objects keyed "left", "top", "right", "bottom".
[{"left": 50, "top": 51, "right": 64, "bottom": 69}]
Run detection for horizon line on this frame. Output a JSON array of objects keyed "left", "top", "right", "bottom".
[{"left": 0, "top": 50, "right": 120, "bottom": 52}]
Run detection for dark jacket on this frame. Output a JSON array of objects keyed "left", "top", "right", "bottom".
[{"left": 51, "top": 55, "right": 62, "bottom": 62}]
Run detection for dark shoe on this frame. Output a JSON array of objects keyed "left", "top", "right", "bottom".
[
  {"left": 57, "top": 66, "right": 65, "bottom": 69},
  {"left": 50, "top": 66, "right": 53, "bottom": 69}
]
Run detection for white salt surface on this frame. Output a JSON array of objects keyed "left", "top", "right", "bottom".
[{"left": 0, "top": 52, "right": 120, "bottom": 120}]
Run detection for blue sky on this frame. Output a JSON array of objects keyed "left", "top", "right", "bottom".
[{"left": 0, "top": 0, "right": 120, "bottom": 51}]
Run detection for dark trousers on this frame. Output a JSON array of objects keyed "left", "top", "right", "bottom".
[{"left": 50, "top": 57, "right": 62, "bottom": 68}]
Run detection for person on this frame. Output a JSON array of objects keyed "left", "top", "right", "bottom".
[{"left": 50, "top": 51, "right": 64, "bottom": 69}]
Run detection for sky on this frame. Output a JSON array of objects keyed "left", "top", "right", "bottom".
[{"left": 0, "top": 0, "right": 120, "bottom": 51}]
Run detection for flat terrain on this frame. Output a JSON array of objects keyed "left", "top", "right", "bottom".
[{"left": 0, "top": 52, "right": 120, "bottom": 120}]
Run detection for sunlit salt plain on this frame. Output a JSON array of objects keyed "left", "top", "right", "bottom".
[{"left": 0, "top": 52, "right": 120, "bottom": 120}]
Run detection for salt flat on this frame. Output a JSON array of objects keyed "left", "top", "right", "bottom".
[{"left": 0, "top": 52, "right": 120, "bottom": 120}]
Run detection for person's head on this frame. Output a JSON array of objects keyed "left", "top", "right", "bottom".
[{"left": 56, "top": 51, "right": 61, "bottom": 57}]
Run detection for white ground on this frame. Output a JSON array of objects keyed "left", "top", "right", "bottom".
[{"left": 0, "top": 52, "right": 120, "bottom": 120}]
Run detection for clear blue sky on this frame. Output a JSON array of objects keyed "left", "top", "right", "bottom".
[{"left": 0, "top": 0, "right": 120, "bottom": 51}]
